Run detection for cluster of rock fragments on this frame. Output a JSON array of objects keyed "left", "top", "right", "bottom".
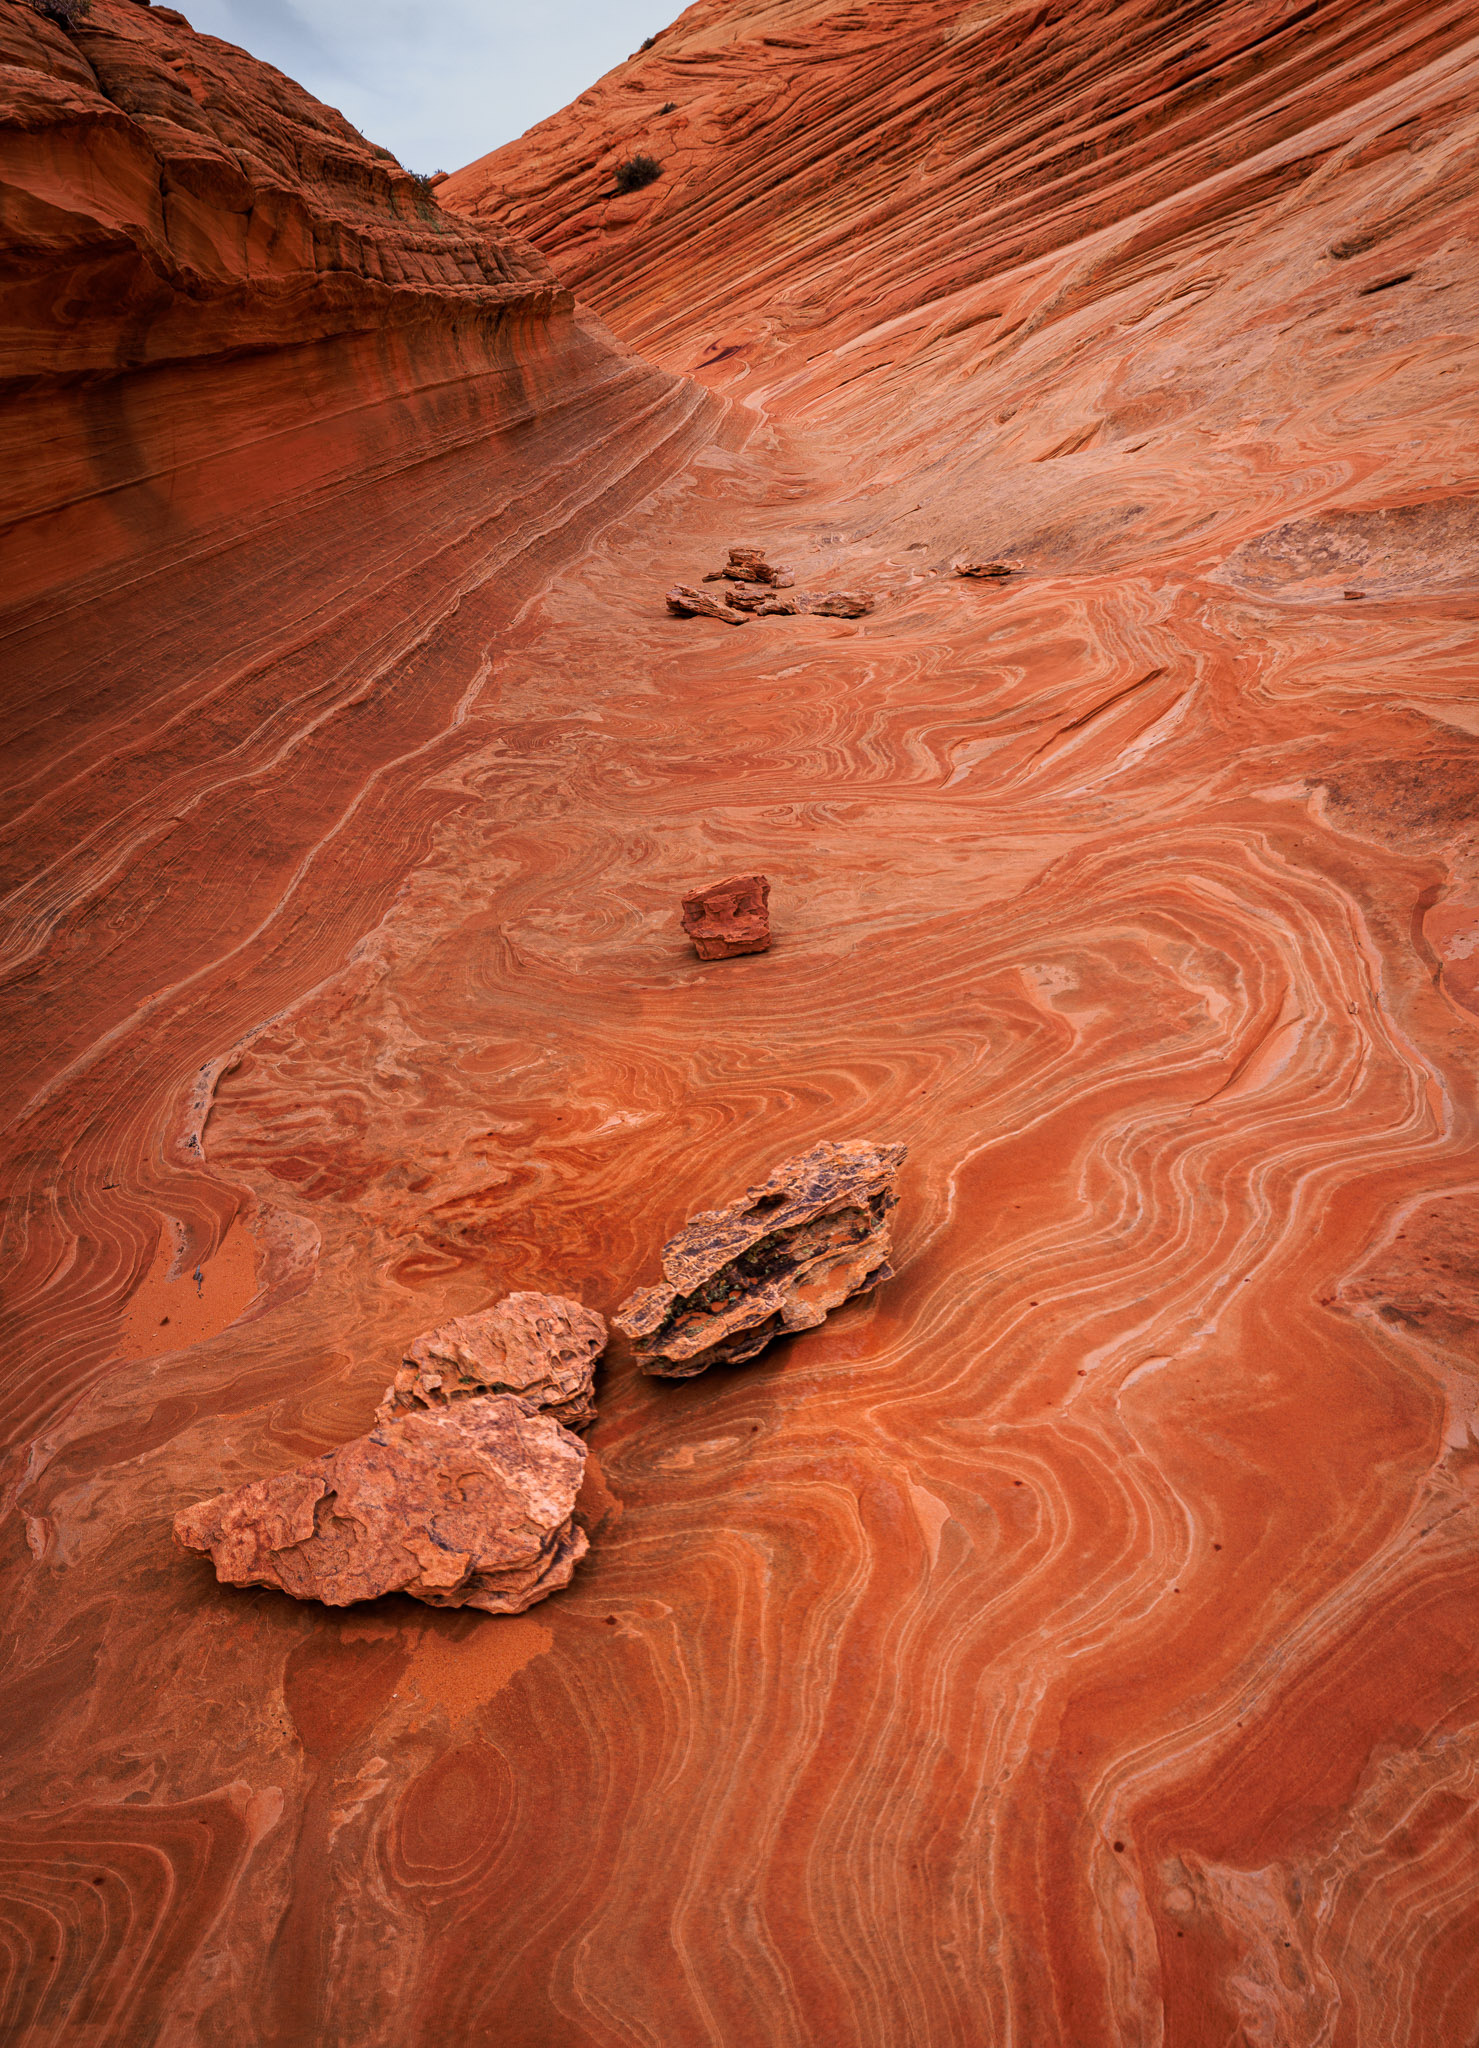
[
  {"left": 176, "top": 1141, "right": 905, "bottom": 1616},
  {"left": 175, "top": 1294, "right": 606, "bottom": 1616},
  {"left": 667, "top": 546, "right": 873, "bottom": 622}
]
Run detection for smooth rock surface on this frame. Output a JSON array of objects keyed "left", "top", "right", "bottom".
[
  {"left": 377, "top": 1292, "right": 607, "bottom": 1431},
  {"left": 174, "top": 1396, "right": 588, "bottom": 1614},
  {"left": 614, "top": 1139, "right": 904, "bottom": 1375}
]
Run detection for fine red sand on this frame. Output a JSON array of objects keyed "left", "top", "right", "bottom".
[{"left": 4, "top": 0, "right": 1479, "bottom": 2041}]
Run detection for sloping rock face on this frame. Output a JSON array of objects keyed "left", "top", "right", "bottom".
[
  {"left": 174, "top": 1396, "right": 587, "bottom": 1613},
  {"left": 0, "top": 0, "right": 716, "bottom": 1199},
  {"left": 8, "top": 2, "right": 1479, "bottom": 2045},
  {"left": 377, "top": 1293, "right": 607, "bottom": 1430},
  {"left": 614, "top": 1140, "right": 903, "bottom": 1374}
]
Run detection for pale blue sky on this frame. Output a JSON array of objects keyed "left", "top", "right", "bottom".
[{"left": 186, "top": 0, "right": 669, "bottom": 173}]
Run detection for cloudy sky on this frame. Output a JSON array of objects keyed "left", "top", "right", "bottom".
[{"left": 186, "top": 0, "right": 669, "bottom": 173}]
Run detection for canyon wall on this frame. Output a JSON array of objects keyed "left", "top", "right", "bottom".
[{"left": 4, "top": 0, "right": 1479, "bottom": 2043}]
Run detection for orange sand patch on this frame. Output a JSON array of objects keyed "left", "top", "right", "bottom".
[{"left": 117, "top": 1215, "right": 259, "bottom": 1360}]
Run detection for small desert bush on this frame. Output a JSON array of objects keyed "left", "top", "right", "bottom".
[
  {"left": 640, "top": 34, "right": 657, "bottom": 51},
  {"left": 27, "top": 0, "right": 91, "bottom": 26},
  {"left": 614, "top": 154, "right": 662, "bottom": 194}
]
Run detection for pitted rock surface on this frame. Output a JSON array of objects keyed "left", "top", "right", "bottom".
[
  {"left": 680, "top": 873, "right": 772, "bottom": 959},
  {"left": 613, "top": 1139, "right": 905, "bottom": 1376},
  {"left": 377, "top": 1292, "right": 607, "bottom": 1431},
  {"left": 174, "top": 1396, "right": 587, "bottom": 1614}
]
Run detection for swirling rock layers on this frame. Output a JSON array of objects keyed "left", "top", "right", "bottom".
[
  {"left": 174, "top": 1396, "right": 588, "bottom": 1614},
  {"left": 614, "top": 1140, "right": 904, "bottom": 1374},
  {"left": 5, "top": 0, "right": 1479, "bottom": 2041}
]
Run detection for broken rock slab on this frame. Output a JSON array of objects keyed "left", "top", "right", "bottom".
[
  {"left": 613, "top": 1138, "right": 905, "bottom": 1377},
  {"left": 953, "top": 558, "right": 1020, "bottom": 579},
  {"left": 681, "top": 872, "right": 771, "bottom": 959},
  {"left": 809, "top": 590, "right": 874, "bottom": 617},
  {"left": 721, "top": 547, "right": 794, "bottom": 587},
  {"left": 174, "top": 1395, "right": 587, "bottom": 1614},
  {"left": 378, "top": 1292, "right": 607, "bottom": 1432},
  {"left": 665, "top": 583, "right": 749, "bottom": 624}
]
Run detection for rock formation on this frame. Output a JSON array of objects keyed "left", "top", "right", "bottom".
[
  {"left": 174, "top": 1397, "right": 587, "bottom": 1614},
  {"left": 953, "top": 558, "right": 1020, "bottom": 580},
  {"left": 717, "top": 547, "right": 793, "bottom": 586},
  {"left": 377, "top": 1293, "right": 606, "bottom": 1431},
  {"left": 614, "top": 1140, "right": 904, "bottom": 1375},
  {"left": 679, "top": 872, "right": 771, "bottom": 958},
  {"left": 664, "top": 582, "right": 750, "bottom": 622},
  {"left": 7, "top": 0, "right": 1479, "bottom": 2041}
]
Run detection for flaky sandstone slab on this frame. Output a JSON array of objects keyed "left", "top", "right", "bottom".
[
  {"left": 613, "top": 1139, "right": 905, "bottom": 1377},
  {"left": 665, "top": 583, "right": 749, "bottom": 623},
  {"left": 174, "top": 1396, "right": 587, "bottom": 1614},
  {"left": 953, "top": 558, "right": 1020, "bottom": 579},
  {"left": 681, "top": 873, "right": 771, "bottom": 959},
  {"left": 809, "top": 590, "right": 874, "bottom": 617},
  {"left": 378, "top": 1292, "right": 607, "bottom": 1431}
]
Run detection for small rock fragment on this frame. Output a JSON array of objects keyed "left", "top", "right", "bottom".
[
  {"left": 953, "top": 558, "right": 1020, "bottom": 579},
  {"left": 613, "top": 1138, "right": 905, "bottom": 1377},
  {"left": 681, "top": 872, "right": 771, "bottom": 959},
  {"left": 755, "top": 594, "right": 802, "bottom": 615},
  {"left": 174, "top": 1396, "right": 587, "bottom": 1614},
  {"left": 666, "top": 584, "right": 750, "bottom": 624},
  {"left": 1342, "top": 587, "right": 1366, "bottom": 600},
  {"left": 378, "top": 1292, "right": 607, "bottom": 1432},
  {"left": 809, "top": 590, "right": 874, "bottom": 617}
]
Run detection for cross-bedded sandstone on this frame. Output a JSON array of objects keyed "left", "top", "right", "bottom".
[
  {"left": 613, "top": 1139, "right": 905, "bottom": 1376},
  {"left": 173, "top": 1396, "right": 587, "bottom": 1614}
]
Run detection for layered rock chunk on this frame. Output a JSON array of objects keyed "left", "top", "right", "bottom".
[
  {"left": 613, "top": 1139, "right": 904, "bottom": 1376},
  {"left": 378, "top": 1292, "right": 607, "bottom": 1431},
  {"left": 174, "top": 1396, "right": 587, "bottom": 1615},
  {"left": 681, "top": 874, "right": 771, "bottom": 959},
  {"left": 665, "top": 583, "right": 751, "bottom": 623},
  {"left": 953, "top": 558, "right": 1020, "bottom": 579}
]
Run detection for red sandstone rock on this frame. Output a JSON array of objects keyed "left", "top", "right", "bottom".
[
  {"left": 809, "top": 591, "right": 874, "bottom": 617},
  {"left": 665, "top": 583, "right": 750, "bottom": 622},
  {"left": 718, "top": 582, "right": 777, "bottom": 612},
  {"left": 721, "top": 548, "right": 793, "bottom": 586},
  {"left": 953, "top": 558, "right": 1020, "bottom": 579},
  {"left": 377, "top": 1292, "right": 607, "bottom": 1431},
  {"left": 613, "top": 1139, "right": 904, "bottom": 1376},
  {"left": 680, "top": 872, "right": 771, "bottom": 958},
  {"left": 174, "top": 1396, "right": 587, "bottom": 1613}
]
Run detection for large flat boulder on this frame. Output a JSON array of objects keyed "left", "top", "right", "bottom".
[{"left": 174, "top": 1395, "right": 587, "bottom": 1614}]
